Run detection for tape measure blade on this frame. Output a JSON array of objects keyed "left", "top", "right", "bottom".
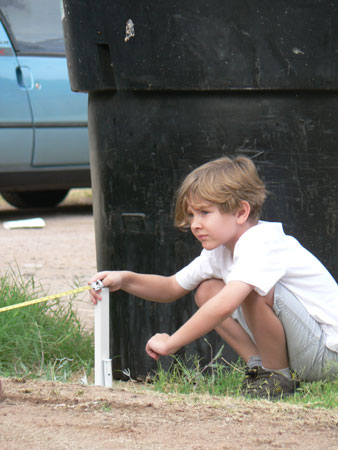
[{"left": 0, "top": 284, "right": 92, "bottom": 313}]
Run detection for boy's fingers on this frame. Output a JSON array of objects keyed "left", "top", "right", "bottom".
[
  {"left": 89, "top": 290, "right": 102, "bottom": 305},
  {"left": 89, "top": 271, "right": 107, "bottom": 284},
  {"left": 145, "top": 343, "right": 160, "bottom": 360},
  {"left": 147, "top": 350, "right": 160, "bottom": 360}
]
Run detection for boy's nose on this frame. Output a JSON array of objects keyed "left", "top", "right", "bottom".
[{"left": 190, "top": 216, "right": 201, "bottom": 230}]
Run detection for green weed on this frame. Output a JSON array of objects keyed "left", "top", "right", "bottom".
[
  {"left": 288, "top": 377, "right": 338, "bottom": 409},
  {"left": 0, "top": 272, "right": 94, "bottom": 381}
]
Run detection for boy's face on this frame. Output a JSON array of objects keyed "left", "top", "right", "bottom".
[{"left": 187, "top": 199, "right": 242, "bottom": 252}]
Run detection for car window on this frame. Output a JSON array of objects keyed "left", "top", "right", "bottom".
[{"left": 0, "top": 0, "right": 64, "bottom": 55}]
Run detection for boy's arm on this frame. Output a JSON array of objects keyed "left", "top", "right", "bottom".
[
  {"left": 146, "top": 280, "right": 253, "bottom": 359},
  {"left": 89, "top": 271, "right": 189, "bottom": 304}
]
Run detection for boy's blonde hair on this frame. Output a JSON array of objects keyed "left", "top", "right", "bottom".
[{"left": 174, "top": 155, "right": 267, "bottom": 229}]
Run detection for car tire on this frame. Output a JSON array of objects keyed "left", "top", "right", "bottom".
[{"left": 1, "top": 189, "right": 69, "bottom": 209}]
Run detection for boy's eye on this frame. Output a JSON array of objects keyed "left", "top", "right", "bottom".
[{"left": 201, "top": 210, "right": 209, "bottom": 215}]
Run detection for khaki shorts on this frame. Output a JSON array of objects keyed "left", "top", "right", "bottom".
[{"left": 235, "top": 283, "right": 338, "bottom": 381}]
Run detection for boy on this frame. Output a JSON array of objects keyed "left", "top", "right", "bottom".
[{"left": 90, "top": 156, "right": 338, "bottom": 398}]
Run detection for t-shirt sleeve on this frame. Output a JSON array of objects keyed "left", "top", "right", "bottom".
[
  {"left": 226, "top": 230, "right": 287, "bottom": 296},
  {"left": 175, "top": 248, "right": 223, "bottom": 291}
]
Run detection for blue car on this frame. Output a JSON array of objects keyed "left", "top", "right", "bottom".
[{"left": 0, "top": 0, "right": 90, "bottom": 208}]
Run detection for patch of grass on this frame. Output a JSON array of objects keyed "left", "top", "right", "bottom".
[
  {"left": 288, "top": 378, "right": 338, "bottom": 409},
  {"left": 153, "top": 348, "right": 243, "bottom": 397},
  {"left": 152, "top": 347, "right": 338, "bottom": 409},
  {"left": 0, "top": 272, "right": 94, "bottom": 381}
]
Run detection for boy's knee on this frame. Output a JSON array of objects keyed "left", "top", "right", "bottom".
[{"left": 195, "top": 279, "right": 225, "bottom": 308}]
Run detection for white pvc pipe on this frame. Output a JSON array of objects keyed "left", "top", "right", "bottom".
[{"left": 94, "top": 288, "right": 112, "bottom": 386}]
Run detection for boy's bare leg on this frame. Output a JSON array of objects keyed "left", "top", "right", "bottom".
[
  {"left": 241, "top": 289, "right": 289, "bottom": 370},
  {"left": 216, "top": 316, "right": 259, "bottom": 362},
  {"left": 195, "top": 279, "right": 258, "bottom": 362},
  {"left": 196, "top": 280, "right": 294, "bottom": 396}
]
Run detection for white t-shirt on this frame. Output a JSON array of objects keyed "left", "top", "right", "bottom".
[{"left": 175, "top": 221, "right": 338, "bottom": 352}]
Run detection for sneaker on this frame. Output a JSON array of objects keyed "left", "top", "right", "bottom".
[
  {"left": 241, "top": 365, "right": 260, "bottom": 389},
  {"left": 242, "top": 366, "right": 299, "bottom": 399}
]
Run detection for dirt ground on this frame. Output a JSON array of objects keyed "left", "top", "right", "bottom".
[
  {"left": 0, "top": 377, "right": 338, "bottom": 450},
  {"left": 0, "top": 191, "right": 338, "bottom": 450}
]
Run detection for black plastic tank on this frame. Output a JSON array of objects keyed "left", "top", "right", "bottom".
[{"left": 62, "top": 1, "right": 338, "bottom": 379}]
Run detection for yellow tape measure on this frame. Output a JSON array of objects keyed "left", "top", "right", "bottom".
[{"left": 0, "top": 280, "right": 104, "bottom": 313}]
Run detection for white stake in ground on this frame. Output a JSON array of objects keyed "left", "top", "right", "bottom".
[
  {"left": 0, "top": 279, "right": 112, "bottom": 386},
  {"left": 94, "top": 286, "right": 112, "bottom": 387}
]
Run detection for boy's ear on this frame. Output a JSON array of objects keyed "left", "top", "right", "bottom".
[{"left": 235, "top": 201, "right": 251, "bottom": 224}]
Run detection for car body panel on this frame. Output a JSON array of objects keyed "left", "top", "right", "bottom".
[
  {"left": 33, "top": 127, "right": 89, "bottom": 166},
  {"left": 18, "top": 55, "right": 89, "bottom": 166},
  {"left": 0, "top": 21, "right": 33, "bottom": 166}
]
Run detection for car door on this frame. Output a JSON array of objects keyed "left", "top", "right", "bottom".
[
  {"left": 1, "top": 0, "right": 89, "bottom": 168},
  {"left": 21, "top": 54, "right": 89, "bottom": 167},
  {"left": 0, "top": 16, "right": 33, "bottom": 167}
]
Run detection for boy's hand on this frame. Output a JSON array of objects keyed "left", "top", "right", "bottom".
[
  {"left": 145, "top": 333, "right": 179, "bottom": 360},
  {"left": 88, "top": 271, "right": 124, "bottom": 304}
]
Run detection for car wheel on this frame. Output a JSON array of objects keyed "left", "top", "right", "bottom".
[{"left": 1, "top": 190, "right": 69, "bottom": 209}]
